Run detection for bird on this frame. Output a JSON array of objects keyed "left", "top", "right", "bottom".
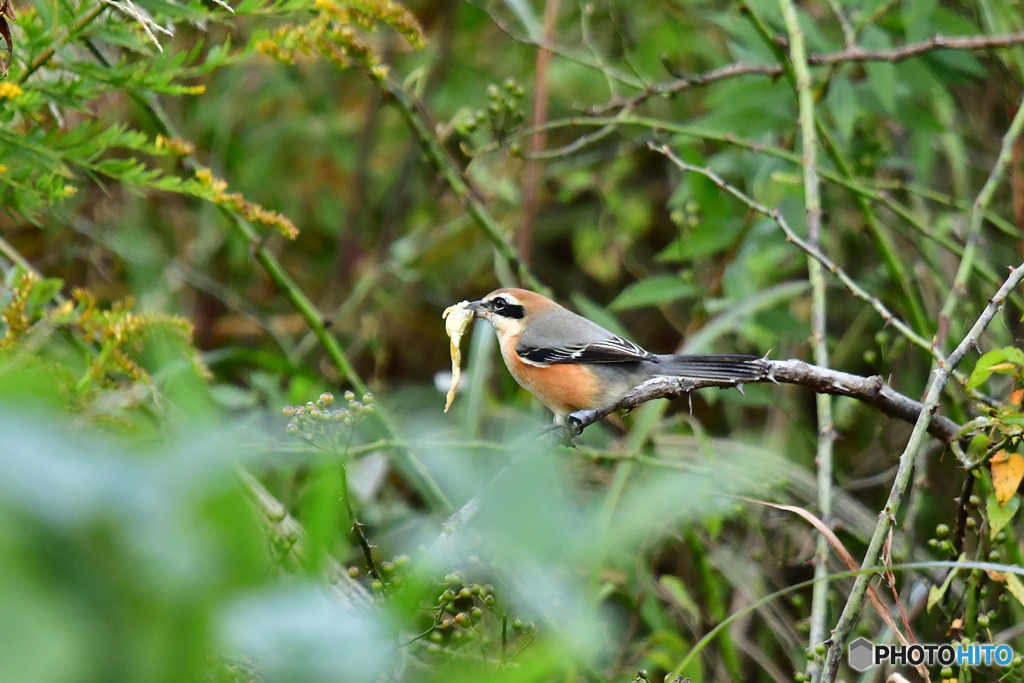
[{"left": 467, "top": 288, "right": 766, "bottom": 423}]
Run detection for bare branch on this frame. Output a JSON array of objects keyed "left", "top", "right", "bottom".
[
  {"left": 567, "top": 358, "right": 963, "bottom": 447},
  {"left": 591, "top": 31, "right": 1024, "bottom": 113}
]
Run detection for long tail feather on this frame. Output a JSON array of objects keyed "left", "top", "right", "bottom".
[{"left": 652, "top": 354, "right": 767, "bottom": 381}]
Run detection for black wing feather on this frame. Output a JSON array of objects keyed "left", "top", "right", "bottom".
[{"left": 517, "top": 336, "right": 653, "bottom": 365}]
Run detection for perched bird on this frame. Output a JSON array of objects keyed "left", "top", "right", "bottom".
[{"left": 468, "top": 288, "right": 766, "bottom": 423}]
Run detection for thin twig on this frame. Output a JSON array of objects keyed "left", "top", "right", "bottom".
[
  {"left": 462, "top": 0, "right": 644, "bottom": 91},
  {"left": 338, "top": 461, "right": 385, "bottom": 589},
  {"left": 936, "top": 93, "right": 1024, "bottom": 349},
  {"left": 820, "top": 263, "right": 1024, "bottom": 679},
  {"left": 590, "top": 31, "right": 1024, "bottom": 113},
  {"left": 649, "top": 143, "right": 941, "bottom": 363}
]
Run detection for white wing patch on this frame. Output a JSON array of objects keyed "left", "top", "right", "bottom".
[{"left": 517, "top": 335, "right": 652, "bottom": 365}]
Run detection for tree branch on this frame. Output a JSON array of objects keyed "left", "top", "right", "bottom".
[
  {"left": 590, "top": 31, "right": 1024, "bottom": 113},
  {"left": 567, "top": 358, "right": 964, "bottom": 448}
]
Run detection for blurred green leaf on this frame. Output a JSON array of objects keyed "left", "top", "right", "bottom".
[{"left": 609, "top": 275, "right": 698, "bottom": 311}]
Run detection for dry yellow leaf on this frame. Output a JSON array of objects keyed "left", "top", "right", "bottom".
[
  {"left": 991, "top": 449, "right": 1024, "bottom": 506},
  {"left": 442, "top": 301, "right": 474, "bottom": 413}
]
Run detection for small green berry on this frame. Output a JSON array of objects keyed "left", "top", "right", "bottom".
[{"left": 935, "top": 523, "right": 950, "bottom": 538}]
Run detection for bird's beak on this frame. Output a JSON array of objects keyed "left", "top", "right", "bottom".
[{"left": 466, "top": 300, "right": 486, "bottom": 317}]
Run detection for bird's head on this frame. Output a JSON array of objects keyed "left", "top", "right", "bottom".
[{"left": 469, "top": 288, "right": 552, "bottom": 339}]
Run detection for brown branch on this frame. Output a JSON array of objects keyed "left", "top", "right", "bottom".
[
  {"left": 518, "top": 0, "right": 561, "bottom": 264},
  {"left": 567, "top": 358, "right": 963, "bottom": 447},
  {"left": 590, "top": 31, "right": 1024, "bottom": 113}
]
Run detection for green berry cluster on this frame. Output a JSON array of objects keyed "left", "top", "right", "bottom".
[
  {"left": 421, "top": 571, "right": 536, "bottom": 657},
  {"left": 282, "top": 390, "right": 374, "bottom": 450},
  {"left": 348, "top": 553, "right": 411, "bottom": 593},
  {"left": 457, "top": 78, "right": 526, "bottom": 147}
]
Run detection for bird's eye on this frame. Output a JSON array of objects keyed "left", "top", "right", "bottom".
[{"left": 491, "top": 297, "right": 508, "bottom": 312}]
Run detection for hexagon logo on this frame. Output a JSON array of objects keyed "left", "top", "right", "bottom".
[{"left": 848, "top": 637, "right": 876, "bottom": 672}]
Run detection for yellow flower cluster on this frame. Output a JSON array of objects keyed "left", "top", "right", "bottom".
[{"left": 195, "top": 167, "right": 299, "bottom": 239}]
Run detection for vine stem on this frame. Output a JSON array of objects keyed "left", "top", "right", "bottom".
[{"left": 776, "top": 2, "right": 834, "bottom": 679}]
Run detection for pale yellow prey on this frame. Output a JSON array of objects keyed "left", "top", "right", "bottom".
[{"left": 441, "top": 300, "right": 475, "bottom": 412}]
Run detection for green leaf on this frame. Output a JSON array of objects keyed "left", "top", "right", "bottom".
[
  {"left": 967, "top": 347, "right": 1024, "bottom": 389},
  {"left": 656, "top": 219, "right": 746, "bottom": 262},
  {"left": 827, "top": 75, "right": 857, "bottom": 143},
  {"left": 26, "top": 278, "right": 65, "bottom": 315},
  {"left": 1004, "top": 573, "right": 1024, "bottom": 609},
  {"left": 609, "top": 275, "right": 698, "bottom": 311},
  {"left": 927, "top": 553, "right": 964, "bottom": 612},
  {"left": 658, "top": 575, "right": 700, "bottom": 620},
  {"left": 987, "top": 492, "right": 1021, "bottom": 539}
]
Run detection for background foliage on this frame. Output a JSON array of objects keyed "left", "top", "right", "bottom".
[{"left": 2, "top": 0, "right": 1024, "bottom": 681}]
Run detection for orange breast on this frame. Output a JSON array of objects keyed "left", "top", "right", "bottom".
[{"left": 498, "top": 334, "right": 603, "bottom": 416}]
